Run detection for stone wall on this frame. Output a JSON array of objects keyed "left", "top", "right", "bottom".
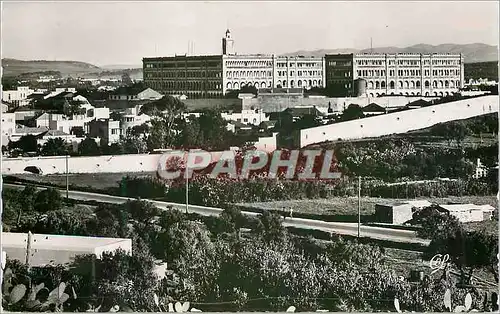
[{"left": 300, "top": 95, "right": 499, "bottom": 147}]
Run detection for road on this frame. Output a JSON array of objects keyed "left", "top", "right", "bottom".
[{"left": 3, "top": 183, "right": 430, "bottom": 246}]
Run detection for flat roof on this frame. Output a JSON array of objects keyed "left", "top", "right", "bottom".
[{"left": 2, "top": 232, "right": 131, "bottom": 250}]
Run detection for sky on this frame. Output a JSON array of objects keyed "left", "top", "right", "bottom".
[{"left": 1, "top": 1, "right": 498, "bottom": 66}]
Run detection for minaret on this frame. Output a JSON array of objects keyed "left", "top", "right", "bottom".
[{"left": 222, "top": 29, "right": 235, "bottom": 55}]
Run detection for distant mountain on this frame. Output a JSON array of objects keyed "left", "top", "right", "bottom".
[
  {"left": 283, "top": 43, "right": 498, "bottom": 63},
  {"left": 1, "top": 58, "right": 144, "bottom": 80},
  {"left": 100, "top": 64, "right": 142, "bottom": 70},
  {"left": 1, "top": 58, "right": 102, "bottom": 77}
]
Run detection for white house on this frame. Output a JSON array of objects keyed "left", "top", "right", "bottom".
[
  {"left": 120, "top": 105, "right": 151, "bottom": 136},
  {"left": 2, "top": 86, "right": 34, "bottom": 106},
  {"left": 87, "top": 119, "right": 121, "bottom": 144},
  {"left": 2, "top": 232, "right": 132, "bottom": 267},
  {"left": 109, "top": 87, "right": 163, "bottom": 101},
  {"left": 221, "top": 109, "right": 269, "bottom": 126},
  {"left": 1, "top": 112, "right": 16, "bottom": 146},
  {"left": 438, "top": 204, "right": 496, "bottom": 223}
]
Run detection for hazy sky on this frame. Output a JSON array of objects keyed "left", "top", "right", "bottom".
[{"left": 1, "top": 1, "right": 498, "bottom": 66}]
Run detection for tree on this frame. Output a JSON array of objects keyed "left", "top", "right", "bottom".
[
  {"left": 34, "top": 188, "right": 62, "bottom": 213},
  {"left": 63, "top": 100, "right": 86, "bottom": 117},
  {"left": 41, "top": 138, "right": 68, "bottom": 156},
  {"left": 340, "top": 104, "right": 365, "bottom": 121},
  {"left": 71, "top": 249, "right": 158, "bottom": 311},
  {"left": 292, "top": 114, "right": 323, "bottom": 130},
  {"left": 125, "top": 200, "right": 162, "bottom": 225},
  {"left": 78, "top": 138, "right": 100, "bottom": 156},
  {"left": 122, "top": 126, "right": 148, "bottom": 154},
  {"left": 159, "top": 220, "right": 219, "bottom": 301},
  {"left": 9, "top": 135, "right": 39, "bottom": 154},
  {"left": 254, "top": 210, "right": 288, "bottom": 244}
]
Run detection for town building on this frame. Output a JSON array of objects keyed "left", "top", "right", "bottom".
[
  {"left": 87, "top": 119, "right": 121, "bottom": 144},
  {"left": 109, "top": 86, "right": 163, "bottom": 101},
  {"left": 2, "top": 232, "right": 132, "bottom": 267},
  {"left": 374, "top": 200, "right": 432, "bottom": 225},
  {"left": 119, "top": 105, "right": 152, "bottom": 136},
  {"left": 473, "top": 158, "right": 489, "bottom": 179},
  {"left": 1, "top": 112, "right": 16, "bottom": 146},
  {"left": 325, "top": 53, "right": 465, "bottom": 98},
  {"left": 438, "top": 204, "right": 495, "bottom": 223},
  {"left": 2, "top": 86, "right": 34, "bottom": 106},
  {"left": 143, "top": 30, "right": 325, "bottom": 98},
  {"left": 221, "top": 108, "right": 269, "bottom": 126}
]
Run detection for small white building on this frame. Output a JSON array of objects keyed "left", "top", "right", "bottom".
[
  {"left": 2, "top": 232, "right": 132, "bottom": 267},
  {"left": 438, "top": 204, "right": 496, "bottom": 223},
  {"left": 87, "top": 119, "right": 121, "bottom": 144},
  {"left": 2, "top": 86, "right": 34, "bottom": 106},
  {"left": 221, "top": 109, "right": 269, "bottom": 126},
  {"left": 109, "top": 87, "right": 163, "bottom": 101},
  {"left": 473, "top": 158, "right": 489, "bottom": 179},
  {"left": 120, "top": 105, "right": 151, "bottom": 135},
  {"left": 375, "top": 200, "right": 433, "bottom": 225}
]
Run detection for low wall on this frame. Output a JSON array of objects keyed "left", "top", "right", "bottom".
[
  {"left": 300, "top": 95, "right": 499, "bottom": 147},
  {"left": 242, "top": 95, "right": 439, "bottom": 113},
  {"left": 2, "top": 152, "right": 234, "bottom": 175}
]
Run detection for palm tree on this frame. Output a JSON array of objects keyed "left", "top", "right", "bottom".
[{"left": 41, "top": 137, "right": 68, "bottom": 156}]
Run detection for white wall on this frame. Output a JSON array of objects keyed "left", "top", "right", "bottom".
[
  {"left": 300, "top": 96, "right": 499, "bottom": 147},
  {"left": 253, "top": 133, "right": 277, "bottom": 151},
  {"left": 2, "top": 151, "right": 231, "bottom": 175}
]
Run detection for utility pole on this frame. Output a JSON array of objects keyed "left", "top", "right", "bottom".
[
  {"left": 66, "top": 153, "right": 69, "bottom": 200},
  {"left": 358, "top": 176, "right": 361, "bottom": 238},
  {"left": 25, "top": 231, "right": 32, "bottom": 268},
  {"left": 185, "top": 164, "right": 189, "bottom": 214},
  {"left": 66, "top": 135, "right": 69, "bottom": 200}
]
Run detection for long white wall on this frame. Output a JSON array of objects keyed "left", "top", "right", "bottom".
[{"left": 300, "top": 96, "right": 499, "bottom": 147}]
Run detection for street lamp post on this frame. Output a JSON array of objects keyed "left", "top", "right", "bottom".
[
  {"left": 357, "top": 176, "right": 361, "bottom": 238},
  {"left": 65, "top": 134, "right": 69, "bottom": 200},
  {"left": 185, "top": 164, "right": 189, "bottom": 214}
]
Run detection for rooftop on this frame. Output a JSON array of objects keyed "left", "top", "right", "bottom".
[
  {"left": 439, "top": 204, "right": 496, "bottom": 212},
  {"left": 3, "top": 232, "right": 131, "bottom": 250}
]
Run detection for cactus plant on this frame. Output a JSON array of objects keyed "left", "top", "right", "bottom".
[
  {"left": 395, "top": 289, "right": 478, "bottom": 313},
  {"left": 2, "top": 267, "right": 74, "bottom": 312}
]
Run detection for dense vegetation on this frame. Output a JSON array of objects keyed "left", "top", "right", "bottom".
[{"left": 2, "top": 186, "right": 498, "bottom": 312}]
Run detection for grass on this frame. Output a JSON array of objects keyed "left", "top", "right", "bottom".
[
  {"left": 238, "top": 195, "right": 498, "bottom": 217},
  {"left": 6, "top": 172, "right": 156, "bottom": 192}
]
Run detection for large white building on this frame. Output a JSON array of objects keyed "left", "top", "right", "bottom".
[
  {"left": 144, "top": 30, "right": 325, "bottom": 98},
  {"left": 325, "top": 53, "right": 465, "bottom": 97}
]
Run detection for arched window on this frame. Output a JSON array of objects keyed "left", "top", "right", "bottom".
[
  {"left": 290, "top": 80, "right": 295, "bottom": 88},
  {"left": 375, "top": 81, "right": 380, "bottom": 89},
  {"left": 226, "top": 82, "right": 232, "bottom": 89},
  {"left": 439, "top": 80, "right": 444, "bottom": 88},
  {"left": 425, "top": 92, "right": 429, "bottom": 96},
  {"left": 234, "top": 82, "right": 239, "bottom": 89},
  {"left": 389, "top": 81, "right": 395, "bottom": 89},
  {"left": 445, "top": 81, "right": 449, "bottom": 88},
  {"left": 261, "top": 82, "right": 266, "bottom": 88},
  {"left": 318, "top": 79, "right": 322, "bottom": 86},
  {"left": 398, "top": 81, "right": 403, "bottom": 88},
  {"left": 433, "top": 81, "right": 438, "bottom": 88},
  {"left": 313, "top": 80, "right": 317, "bottom": 87},
  {"left": 283, "top": 80, "right": 287, "bottom": 87},
  {"left": 416, "top": 81, "right": 421, "bottom": 88},
  {"left": 309, "top": 80, "right": 312, "bottom": 87},
  {"left": 368, "top": 81, "right": 374, "bottom": 89},
  {"left": 298, "top": 80, "right": 302, "bottom": 87}
]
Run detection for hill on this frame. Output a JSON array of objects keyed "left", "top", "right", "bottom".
[
  {"left": 284, "top": 43, "right": 498, "bottom": 63},
  {"left": 1, "top": 58, "right": 103, "bottom": 77},
  {"left": 464, "top": 61, "right": 498, "bottom": 81},
  {"left": 1, "top": 58, "right": 144, "bottom": 80}
]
